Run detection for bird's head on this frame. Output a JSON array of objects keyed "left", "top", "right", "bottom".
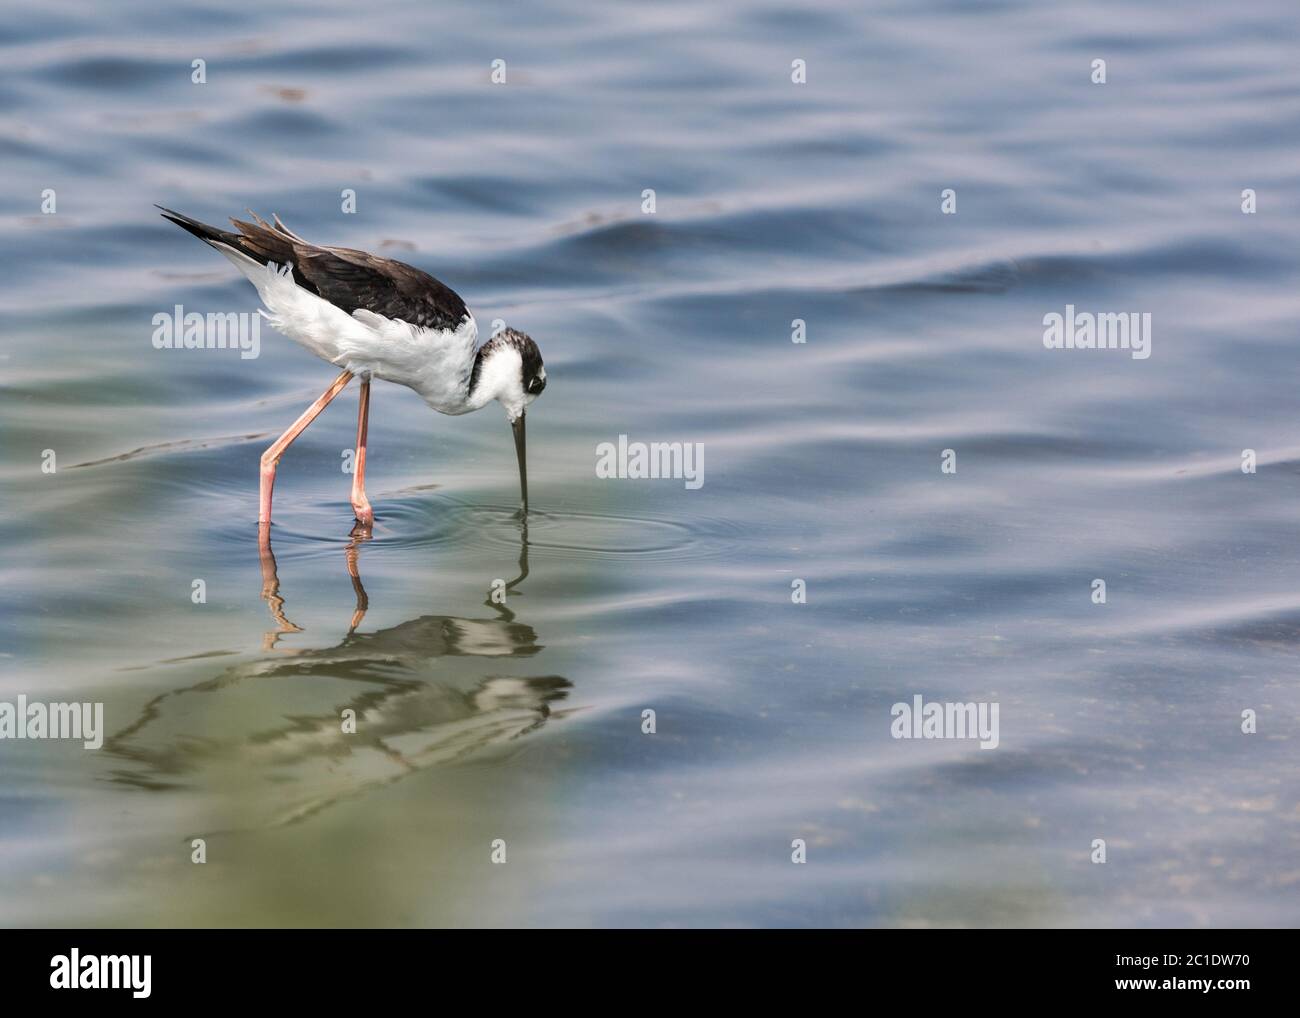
[
  {"left": 472, "top": 328, "right": 546, "bottom": 423},
  {"left": 470, "top": 327, "right": 546, "bottom": 516}
]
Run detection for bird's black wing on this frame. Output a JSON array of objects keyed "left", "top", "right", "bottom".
[
  {"left": 293, "top": 244, "right": 470, "bottom": 332},
  {"left": 158, "top": 206, "right": 469, "bottom": 332}
]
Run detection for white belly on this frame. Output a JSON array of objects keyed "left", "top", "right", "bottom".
[{"left": 218, "top": 246, "right": 479, "bottom": 413}]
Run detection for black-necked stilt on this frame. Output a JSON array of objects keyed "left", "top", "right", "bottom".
[{"left": 157, "top": 206, "right": 546, "bottom": 529}]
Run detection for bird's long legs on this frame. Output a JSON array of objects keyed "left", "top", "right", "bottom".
[
  {"left": 259, "top": 369, "right": 353, "bottom": 527},
  {"left": 350, "top": 379, "right": 373, "bottom": 529}
]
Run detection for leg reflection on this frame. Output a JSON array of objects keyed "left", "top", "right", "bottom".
[
  {"left": 344, "top": 528, "right": 371, "bottom": 635},
  {"left": 258, "top": 522, "right": 302, "bottom": 650}
]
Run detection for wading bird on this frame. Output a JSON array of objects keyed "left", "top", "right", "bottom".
[{"left": 157, "top": 206, "right": 546, "bottom": 529}]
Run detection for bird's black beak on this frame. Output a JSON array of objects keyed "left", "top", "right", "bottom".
[{"left": 511, "top": 413, "right": 528, "bottom": 515}]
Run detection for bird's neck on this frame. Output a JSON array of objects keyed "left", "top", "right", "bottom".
[
  {"left": 463, "top": 341, "right": 527, "bottom": 420},
  {"left": 464, "top": 344, "right": 496, "bottom": 409}
]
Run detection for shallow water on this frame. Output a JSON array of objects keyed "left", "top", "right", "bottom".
[{"left": 2, "top": 0, "right": 1299, "bottom": 927}]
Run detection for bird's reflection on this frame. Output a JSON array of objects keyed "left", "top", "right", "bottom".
[{"left": 104, "top": 522, "right": 571, "bottom": 828}]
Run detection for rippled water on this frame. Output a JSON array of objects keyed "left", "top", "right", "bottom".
[{"left": 2, "top": 0, "right": 1299, "bottom": 927}]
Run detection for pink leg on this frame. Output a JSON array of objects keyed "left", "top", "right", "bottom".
[
  {"left": 259, "top": 369, "right": 353, "bottom": 525},
  {"left": 350, "top": 379, "right": 373, "bottom": 528}
]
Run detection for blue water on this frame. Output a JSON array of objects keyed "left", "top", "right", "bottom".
[{"left": 1, "top": 0, "right": 1298, "bottom": 926}]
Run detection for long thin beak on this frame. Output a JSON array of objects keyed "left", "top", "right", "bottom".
[{"left": 511, "top": 413, "right": 528, "bottom": 515}]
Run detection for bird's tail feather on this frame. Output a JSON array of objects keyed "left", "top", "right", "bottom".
[
  {"left": 155, "top": 205, "right": 240, "bottom": 249},
  {"left": 156, "top": 205, "right": 303, "bottom": 270}
]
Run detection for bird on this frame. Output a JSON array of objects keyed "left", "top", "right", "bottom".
[{"left": 156, "top": 205, "right": 546, "bottom": 530}]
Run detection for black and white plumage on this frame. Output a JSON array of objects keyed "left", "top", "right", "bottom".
[
  {"left": 157, "top": 206, "right": 545, "bottom": 418},
  {"left": 158, "top": 205, "right": 546, "bottom": 522}
]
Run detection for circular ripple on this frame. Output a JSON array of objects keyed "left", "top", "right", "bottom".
[
  {"left": 213, "top": 489, "right": 746, "bottom": 565},
  {"left": 371, "top": 492, "right": 743, "bottom": 563},
  {"left": 467, "top": 506, "right": 698, "bottom": 560}
]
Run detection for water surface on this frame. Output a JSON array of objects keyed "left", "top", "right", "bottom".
[{"left": 2, "top": 0, "right": 1299, "bottom": 927}]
